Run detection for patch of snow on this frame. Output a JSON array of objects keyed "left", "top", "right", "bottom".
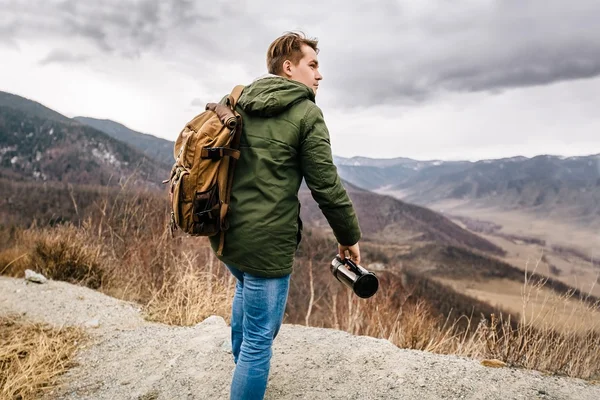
[
  {"left": 49, "top": 128, "right": 54, "bottom": 135},
  {"left": 432, "top": 161, "right": 443, "bottom": 166},
  {"left": 10, "top": 156, "right": 18, "bottom": 165},
  {"left": 505, "top": 157, "right": 525, "bottom": 162},
  {"left": 367, "top": 263, "right": 386, "bottom": 271},
  {"left": 35, "top": 151, "right": 42, "bottom": 161},
  {"left": 0, "top": 146, "right": 17, "bottom": 156},
  {"left": 92, "top": 147, "right": 121, "bottom": 167}
]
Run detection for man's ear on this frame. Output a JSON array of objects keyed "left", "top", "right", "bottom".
[{"left": 282, "top": 60, "right": 293, "bottom": 78}]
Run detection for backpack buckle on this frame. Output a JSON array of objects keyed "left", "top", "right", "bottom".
[{"left": 202, "top": 147, "right": 223, "bottom": 160}]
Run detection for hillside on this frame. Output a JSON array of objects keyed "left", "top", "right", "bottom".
[
  {"left": 2, "top": 277, "right": 598, "bottom": 400},
  {"left": 0, "top": 92, "right": 169, "bottom": 187},
  {"left": 74, "top": 117, "right": 174, "bottom": 167},
  {"left": 300, "top": 181, "right": 504, "bottom": 255}
]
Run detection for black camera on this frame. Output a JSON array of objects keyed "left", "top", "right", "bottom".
[{"left": 330, "top": 256, "right": 379, "bottom": 298}]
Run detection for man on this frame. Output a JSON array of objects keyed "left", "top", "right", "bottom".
[{"left": 209, "top": 31, "right": 361, "bottom": 400}]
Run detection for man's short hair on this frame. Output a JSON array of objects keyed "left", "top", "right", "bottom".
[{"left": 267, "top": 31, "right": 319, "bottom": 75}]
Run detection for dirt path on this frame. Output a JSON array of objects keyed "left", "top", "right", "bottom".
[{"left": 1, "top": 276, "right": 599, "bottom": 400}]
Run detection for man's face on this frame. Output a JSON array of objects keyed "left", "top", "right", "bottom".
[{"left": 283, "top": 45, "right": 323, "bottom": 94}]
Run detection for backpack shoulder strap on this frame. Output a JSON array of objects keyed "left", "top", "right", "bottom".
[
  {"left": 227, "top": 85, "right": 245, "bottom": 109},
  {"left": 217, "top": 84, "right": 245, "bottom": 256}
]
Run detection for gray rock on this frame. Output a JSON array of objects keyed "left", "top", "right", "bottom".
[
  {"left": 196, "top": 315, "right": 227, "bottom": 328},
  {"left": 221, "top": 339, "right": 232, "bottom": 353},
  {"left": 25, "top": 269, "right": 48, "bottom": 284},
  {"left": 85, "top": 319, "right": 101, "bottom": 328}
]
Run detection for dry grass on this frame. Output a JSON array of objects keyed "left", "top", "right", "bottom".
[
  {"left": 0, "top": 315, "right": 85, "bottom": 400},
  {"left": 435, "top": 277, "right": 600, "bottom": 333},
  {"left": 331, "top": 286, "right": 455, "bottom": 352},
  {"left": 144, "top": 250, "right": 235, "bottom": 326},
  {"left": 24, "top": 225, "right": 104, "bottom": 288},
  {"left": 319, "top": 261, "right": 600, "bottom": 380},
  {"left": 0, "top": 184, "right": 234, "bottom": 327}
]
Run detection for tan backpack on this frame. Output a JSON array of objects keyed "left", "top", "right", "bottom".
[{"left": 164, "top": 85, "right": 244, "bottom": 255}]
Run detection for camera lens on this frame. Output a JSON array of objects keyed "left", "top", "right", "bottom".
[{"left": 354, "top": 273, "right": 379, "bottom": 298}]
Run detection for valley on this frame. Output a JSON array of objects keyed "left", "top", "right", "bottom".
[{"left": 422, "top": 199, "right": 599, "bottom": 296}]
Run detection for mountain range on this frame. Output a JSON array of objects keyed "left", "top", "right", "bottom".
[
  {"left": 4, "top": 88, "right": 598, "bottom": 229},
  {"left": 335, "top": 154, "right": 600, "bottom": 226},
  {"left": 0, "top": 91, "right": 168, "bottom": 187},
  {"left": 71, "top": 113, "right": 600, "bottom": 228}
]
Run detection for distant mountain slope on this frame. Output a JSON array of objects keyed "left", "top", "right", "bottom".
[
  {"left": 0, "top": 91, "right": 71, "bottom": 123},
  {"left": 0, "top": 104, "right": 168, "bottom": 187},
  {"left": 336, "top": 154, "right": 600, "bottom": 223},
  {"left": 74, "top": 117, "right": 174, "bottom": 167},
  {"left": 394, "top": 155, "right": 600, "bottom": 225},
  {"left": 335, "top": 156, "right": 472, "bottom": 190},
  {"left": 334, "top": 155, "right": 417, "bottom": 168},
  {"left": 299, "top": 181, "right": 504, "bottom": 255},
  {"left": 334, "top": 164, "right": 416, "bottom": 190}
]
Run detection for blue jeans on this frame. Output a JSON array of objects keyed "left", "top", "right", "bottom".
[{"left": 226, "top": 264, "right": 291, "bottom": 400}]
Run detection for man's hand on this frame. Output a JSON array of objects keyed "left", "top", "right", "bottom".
[{"left": 338, "top": 242, "right": 360, "bottom": 265}]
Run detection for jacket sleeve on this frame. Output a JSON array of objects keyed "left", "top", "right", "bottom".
[{"left": 300, "top": 105, "right": 361, "bottom": 246}]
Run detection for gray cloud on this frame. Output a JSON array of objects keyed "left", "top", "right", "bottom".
[
  {"left": 327, "top": 0, "right": 600, "bottom": 105},
  {"left": 0, "top": 12, "right": 18, "bottom": 49},
  {"left": 39, "top": 49, "right": 89, "bottom": 65},
  {"left": 4, "top": 0, "right": 600, "bottom": 107},
  {"left": 1, "top": 0, "right": 212, "bottom": 57}
]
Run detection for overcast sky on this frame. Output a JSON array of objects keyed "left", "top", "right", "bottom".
[{"left": 1, "top": 0, "right": 600, "bottom": 161}]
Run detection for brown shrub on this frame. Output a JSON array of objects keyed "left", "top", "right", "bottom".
[
  {"left": 25, "top": 224, "right": 105, "bottom": 288},
  {"left": 0, "top": 246, "right": 31, "bottom": 276}
]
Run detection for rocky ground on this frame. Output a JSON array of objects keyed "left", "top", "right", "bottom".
[{"left": 1, "top": 276, "right": 599, "bottom": 400}]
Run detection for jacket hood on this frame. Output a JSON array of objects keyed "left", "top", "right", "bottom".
[{"left": 237, "top": 76, "right": 315, "bottom": 117}]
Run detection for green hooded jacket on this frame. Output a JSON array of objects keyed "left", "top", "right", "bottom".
[{"left": 209, "top": 76, "right": 361, "bottom": 277}]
